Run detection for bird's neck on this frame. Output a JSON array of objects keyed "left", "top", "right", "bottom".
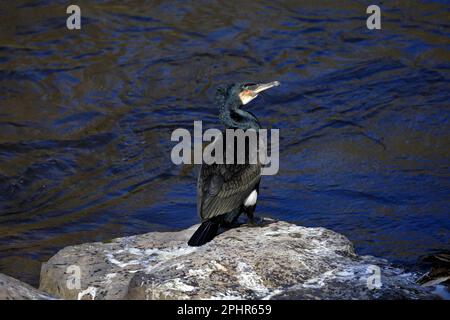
[{"left": 219, "top": 100, "right": 261, "bottom": 130}]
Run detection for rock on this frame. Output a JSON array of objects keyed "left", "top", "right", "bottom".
[
  {"left": 39, "top": 219, "right": 438, "bottom": 300},
  {"left": 416, "top": 251, "right": 450, "bottom": 299},
  {"left": 417, "top": 252, "right": 450, "bottom": 287},
  {"left": 0, "top": 273, "right": 55, "bottom": 300}
]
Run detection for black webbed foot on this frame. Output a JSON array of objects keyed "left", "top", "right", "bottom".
[{"left": 246, "top": 216, "right": 264, "bottom": 227}]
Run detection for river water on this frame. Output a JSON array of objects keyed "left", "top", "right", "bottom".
[{"left": 0, "top": 0, "right": 449, "bottom": 286}]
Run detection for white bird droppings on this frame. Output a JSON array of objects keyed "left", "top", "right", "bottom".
[{"left": 77, "top": 286, "right": 97, "bottom": 300}]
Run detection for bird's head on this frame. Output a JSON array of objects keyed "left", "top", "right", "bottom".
[
  {"left": 237, "top": 81, "right": 281, "bottom": 105},
  {"left": 216, "top": 81, "right": 281, "bottom": 108}
]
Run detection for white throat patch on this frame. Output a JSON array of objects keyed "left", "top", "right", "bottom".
[{"left": 239, "top": 92, "right": 258, "bottom": 105}]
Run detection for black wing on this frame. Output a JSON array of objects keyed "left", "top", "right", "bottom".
[{"left": 197, "top": 163, "right": 261, "bottom": 221}]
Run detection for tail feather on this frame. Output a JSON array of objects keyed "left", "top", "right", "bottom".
[{"left": 188, "top": 220, "right": 219, "bottom": 246}]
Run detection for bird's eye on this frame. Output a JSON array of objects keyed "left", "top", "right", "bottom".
[{"left": 242, "top": 83, "right": 256, "bottom": 89}]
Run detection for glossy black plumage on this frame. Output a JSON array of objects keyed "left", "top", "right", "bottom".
[
  {"left": 188, "top": 81, "right": 279, "bottom": 246},
  {"left": 197, "top": 162, "right": 261, "bottom": 221}
]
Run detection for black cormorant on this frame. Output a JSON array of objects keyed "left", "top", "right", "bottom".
[{"left": 188, "top": 81, "right": 280, "bottom": 246}]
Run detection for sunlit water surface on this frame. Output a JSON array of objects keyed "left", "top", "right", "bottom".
[{"left": 0, "top": 1, "right": 449, "bottom": 286}]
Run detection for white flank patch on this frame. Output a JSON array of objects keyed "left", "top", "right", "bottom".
[{"left": 244, "top": 190, "right": 258, "bottom": 207}]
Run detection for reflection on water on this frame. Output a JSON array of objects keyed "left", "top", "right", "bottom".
[{"left": 0, "top": 1, "right": 449, "bottom": 286}]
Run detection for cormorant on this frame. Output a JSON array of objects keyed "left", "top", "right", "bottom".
[{"left": 188, "top": 81, "right": 280, "bottom": 246}]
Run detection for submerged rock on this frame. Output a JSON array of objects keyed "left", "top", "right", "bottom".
[
  {"left": 39, "top": 219, "right": 437, "bottom": 300},
  {"left": 0, "top": 273, "right": 55, "bottom": 300},
  {"left": 417, "top": 252, "right": 450, "bottom": 287},
  {"left": 417, "top": 251, "right": 450, "bottom": 299}
]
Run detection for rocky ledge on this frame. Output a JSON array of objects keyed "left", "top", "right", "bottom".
[
  {"left": 40, "top": 220, "right": 437, "bottom": 299},
  {"left": 37, "top": 219, "right": 439, "bottom": 300},
  {"left": 0, "top": 273, "right": 55, "bottom": 300}
]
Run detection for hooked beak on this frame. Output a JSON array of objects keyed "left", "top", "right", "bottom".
[
  {"left": 247, "top": 81, "right": 281, "bottom": 94},
  {"left": 239, "top": 81, "right": 281, "bottom": 105}
]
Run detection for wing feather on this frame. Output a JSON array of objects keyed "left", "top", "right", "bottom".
[{"left": 197, "top": 163, "right": 261, "bottom": 221}]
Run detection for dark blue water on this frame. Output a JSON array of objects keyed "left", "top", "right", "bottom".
[{"left": 0, "top": 1, "right": 449, "bottom": 286}]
